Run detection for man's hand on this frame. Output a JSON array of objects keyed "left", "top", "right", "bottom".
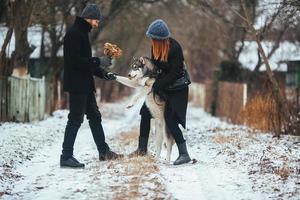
[
  {"left": 104, "top": 72, "right": 117, "bottom": 80},
  {"left": 99, "top": 55, "right": 112, "bottom": 67}
]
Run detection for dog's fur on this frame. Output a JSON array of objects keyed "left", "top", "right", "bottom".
[{"left": 115, "top": 57, "right": 175, "bottom": 162}]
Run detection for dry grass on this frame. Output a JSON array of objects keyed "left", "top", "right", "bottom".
[
  {"left": 209, "top": 127, "right": 249, "bottom": 149},
  {"left": 239, "top": 92, "right": 282, "bottom": 133},
  {"left": 111, "top": 156, "right": 163, "bottom": 200},
  {"left": 238, "top": 91, "right": 300, "bottom": 136},
  {"left": 118, "top": 128, "right": 139, "bottom": 146},
  {"left": 214, "top": 134, "right": 235, "bottom": 144},
  {"left": 213, "top": 133, "right": 242, "bottom": 147},
  {"left": 107, "top": 129, "right": 171, "bottom": 200},
  {"left": 274, "top": 165, "right": 290, "bottom": 180}
]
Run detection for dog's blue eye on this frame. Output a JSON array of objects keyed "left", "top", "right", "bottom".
[{"left": 133, "top": 65, "right": 138, "bottom": 70}]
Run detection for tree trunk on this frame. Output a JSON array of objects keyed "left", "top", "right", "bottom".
[
  {"left": 0, "top": 28, "right": 12, "bottom": 121},
  {"left": 0, "top": 1, "right": 13, "bottom": 122},
  {"left": 0, "top": 27, "right": 13, "bottom": 76},
  {"left": 241, "top": 0, "right": 291, "bottom": 137},
  {"left": 11, "top": 0, "right": 36, "bottom": 72}
]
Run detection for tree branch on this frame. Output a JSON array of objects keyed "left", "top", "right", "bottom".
[{"left": 240, "top": 0, "right": 290, "bottom": 136}]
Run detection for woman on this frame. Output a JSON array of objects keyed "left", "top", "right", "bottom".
[{"left": 131, "top": 19, "right": 191, "bottom": 165}]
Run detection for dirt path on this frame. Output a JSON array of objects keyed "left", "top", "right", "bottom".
[
  {"left": 109, "top": 129, "right": 172, "bottom": 199},
  {"left": 1, "top": 125, "right": 172, "bottom": 200}
]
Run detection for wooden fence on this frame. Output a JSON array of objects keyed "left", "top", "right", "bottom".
[
  {"left": 189, "top": 83, "right": 206, "bottom": 107},
  {"left": 1, "top": 77, "right": 248, "bottom": 124},
  {"left": 215, "top": 81, "right": 247, "bottom": 123},
  {"left": 204, "top": 80, "right": 215, "bottom": 113},
  {"left": 7, "top": 76, "right": 46, "bottom": 122}
]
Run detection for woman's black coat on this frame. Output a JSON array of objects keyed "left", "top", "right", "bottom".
[
  {"left": 63, "top": 16, "right": 105, "bottom": 93},
  {"left": 141, "top": 37, "right": 189, "bottom": 128}
]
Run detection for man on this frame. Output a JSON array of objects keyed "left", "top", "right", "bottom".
[{"left": 60, "top": 4, "right": 121, "bottom": 168}]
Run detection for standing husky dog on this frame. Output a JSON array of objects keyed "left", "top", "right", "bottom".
[{"left": 116, "top": 57, "right": 175, "bottom": 163}]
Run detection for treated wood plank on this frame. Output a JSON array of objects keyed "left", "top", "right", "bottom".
[{"left": 7, "top": 76, "right": 46, "bottom": 122}]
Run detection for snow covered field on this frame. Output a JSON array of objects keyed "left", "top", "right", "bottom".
[{"left": 0, "top": 102, "right": 299, "bottom": 200}]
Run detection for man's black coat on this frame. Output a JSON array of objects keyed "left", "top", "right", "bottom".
[{"left": 63, "top": 16, "right": 105, "bottom": 93}]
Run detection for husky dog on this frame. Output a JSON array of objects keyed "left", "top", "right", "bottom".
[{"left": 115, "top": 57, "right": 175, "bottom": 163}]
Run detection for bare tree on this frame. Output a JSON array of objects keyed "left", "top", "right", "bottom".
[
  {"left": 239, "top": 0, "right": 291, "bottom": 136},
  {"left": 185, "top": 0, "right": 254, "bottom": 63},
  {"left": 253, "top": 1, "right": 298, "bottom": 72},
  {"left": 0, "top": 1, "right": 13, "bottom": 77},
  {"left": 0, "top": 0, "right": 13, "bottom": 121},
  {"left": 10, "top": 0, "right": 37, "bottom": 73},
  {"left": 32, "top": 0, "right": 164, "bottom": 107}
]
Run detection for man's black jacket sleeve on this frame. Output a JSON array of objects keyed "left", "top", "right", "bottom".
[{"left": 64, "top": 31, "right": 100, "bottom": 71}]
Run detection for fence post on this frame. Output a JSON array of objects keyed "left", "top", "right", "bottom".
[
  {"left": 39, "top": 76, "right": 46, "bottom": 120},
  {"left": 243, "top": 84, "right": 247, "bottom": 107},
  {"left": 26, "top": 77, "right": 30, "bottom": 122},
  {"left": 216, "top": 81, "right": 248, "bottom": 123}
]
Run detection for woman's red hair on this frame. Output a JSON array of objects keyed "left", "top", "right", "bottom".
[{"left": 151, "top": 38, "right": 170, "bottom": 62}]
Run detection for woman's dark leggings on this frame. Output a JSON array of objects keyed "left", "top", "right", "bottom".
[
  {"left": 139, "top": 104, "right": 185, "bottom": 144},
  {"left": 164, "top": 104, "right": 185, "bottom": 144}
]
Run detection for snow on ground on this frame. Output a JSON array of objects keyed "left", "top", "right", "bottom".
[
  {"left": 160, "top": 107, "right": 300, "bottom": 200},
  {"left": 0, "top": 101, "right": 299, "bottom": 200}
]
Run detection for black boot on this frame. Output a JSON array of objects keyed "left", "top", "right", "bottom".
[
  {"left": 99, "top": 144, "right": 123, "bottom": 161},
  {"left": 173, "top": 142, "right": 191, "bottom": 165},
  {"left": 99, "top": 150, "right": 123, "bottom": 161},
  {"left": 60, "top": 155, "right": 85, "bottom": 168},
  {"left": 129, "top": 136, "right": 148, "bottom": 157}
]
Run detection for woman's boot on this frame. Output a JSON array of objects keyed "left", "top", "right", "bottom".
[{"left": 173, "top": 141, "right": 191, "bottom": 165}]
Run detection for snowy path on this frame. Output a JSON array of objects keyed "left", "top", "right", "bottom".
[
  {"left": 174, "top": 107, "right": 300, "bottom": 200},
  {"left": 0, "top": 102, "right": 171, "bottom": 199},
  {"left": 1, "top": 102, "right": 300, "bottom": 200}
]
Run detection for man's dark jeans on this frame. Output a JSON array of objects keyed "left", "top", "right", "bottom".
[{"left": 62, "top": 92, "right": 108, "bottom": 158}]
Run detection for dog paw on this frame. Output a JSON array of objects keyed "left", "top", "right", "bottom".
[{"left": 163, "top": 159, "right": 170, "bottom": 165}]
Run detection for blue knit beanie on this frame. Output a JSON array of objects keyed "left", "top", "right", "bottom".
[
  {"left": 80, "top": 4, "right": 101, "bottom": 20},
  {"left": 146, "top": 19, "right": 171, "bottom": 40}
]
